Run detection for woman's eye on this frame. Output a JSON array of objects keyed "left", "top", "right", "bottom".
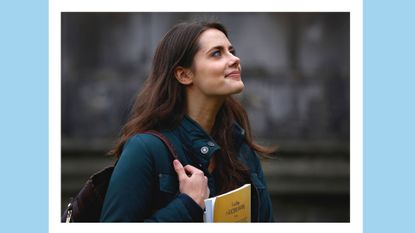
[
  {"left": 230, "top": 49, "right": 236, "bottom": 55},
  {"left": 212, "top": 50, "right": 221, "bottom": 57}
]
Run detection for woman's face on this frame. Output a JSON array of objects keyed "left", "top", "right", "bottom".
[{"left": 188, "top": 28, "right": 244, "bottom": 98}]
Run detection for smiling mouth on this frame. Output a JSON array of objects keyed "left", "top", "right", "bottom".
[{"left": 225, "top": 72, "right": 241, "bottom": 80}]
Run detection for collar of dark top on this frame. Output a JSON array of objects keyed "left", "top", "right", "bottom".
[{"left": 178, "top": 116, "right": 246, "bottom": 160}]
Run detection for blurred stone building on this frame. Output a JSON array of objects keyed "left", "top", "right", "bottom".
[{"left": 61, "top": 12, "right": 350, "bottom": 221}]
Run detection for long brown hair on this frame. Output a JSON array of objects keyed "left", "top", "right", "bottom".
[{"left": 110, "top": 21, "right": 273, "bottom": 194}]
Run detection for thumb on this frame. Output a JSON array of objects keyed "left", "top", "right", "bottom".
[{"left": 173, "top": 160, "right": 187, "bottom": 180}]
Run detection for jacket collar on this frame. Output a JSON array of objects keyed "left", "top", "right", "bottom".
[{"left": 174, "top": 115, "right": 246, "bottom": 168}]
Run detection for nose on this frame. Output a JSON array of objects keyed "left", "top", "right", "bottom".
[{"left": 228, "top": 53, "right": 240, "bottom": 67}]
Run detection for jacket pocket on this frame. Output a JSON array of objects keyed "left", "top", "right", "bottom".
[{"left": 159, "top": 173, "right": 179, "bottom": 194}]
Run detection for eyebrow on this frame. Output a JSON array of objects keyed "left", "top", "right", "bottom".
[{"left": 205, "top": 45, "right": 234, "bottom": 54}]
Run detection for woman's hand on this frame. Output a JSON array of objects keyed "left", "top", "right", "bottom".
[{"left": 173, "top": 159, "right": 209, "bottom": 209}]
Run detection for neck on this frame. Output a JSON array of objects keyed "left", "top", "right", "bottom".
[{"left": 186, "top": 96, "right": 224, "bottom": 135}]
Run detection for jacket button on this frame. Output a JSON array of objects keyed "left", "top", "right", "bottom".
[
  {"left": 207, "top": 141, "right": 215, "bottom": 147},
  {"left": 200, "top": 146, "right": 209, "bottom": 154}
]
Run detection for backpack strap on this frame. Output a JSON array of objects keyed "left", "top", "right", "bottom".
[
  {"left": 143, "top": 130, "right": 179, "bottom": 161},
  {"left": 159, "top": 130, "right": 191, "bottom": 166},
  {"left": 112, "top": 131, "right": 180, "bottom": 173}
]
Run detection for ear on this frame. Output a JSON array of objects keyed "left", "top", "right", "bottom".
[{"left": 174, "top": 66, "right": 193, "bottom": 85}]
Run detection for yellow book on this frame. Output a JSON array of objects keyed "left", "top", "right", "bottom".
[{"left": 203, "top": 184, "right": 251, "bottom": 222}]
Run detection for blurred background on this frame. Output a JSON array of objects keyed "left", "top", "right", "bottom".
[{"left": 61, "top": 12, "right": 350, "bottom": 222}]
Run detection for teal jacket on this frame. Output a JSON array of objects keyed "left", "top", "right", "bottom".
[{"left": 100, "top": 116, "right": 274, "bottom": 222}]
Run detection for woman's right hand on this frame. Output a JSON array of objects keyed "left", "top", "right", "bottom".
[{"left": 173, "top": 159, "right": 209, "bottom": 209}]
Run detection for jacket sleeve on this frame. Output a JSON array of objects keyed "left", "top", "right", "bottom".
[
  {"left": 252, "top": 151, "right": 275, "bottom": 222},
  {"left": 100, "top": 134, "right": 203, "bottom": 222}
]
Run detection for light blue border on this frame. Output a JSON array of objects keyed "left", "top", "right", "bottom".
[
  {"left": 364, "top": 0, "right": 415, "bottom": 232},
  {"left": 2, "top": 0, "right": 415, "bottom": 232},
  {"left": 0, "top": 0, "right": 48, "bottom": 232}
]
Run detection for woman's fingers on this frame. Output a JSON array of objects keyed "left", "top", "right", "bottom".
[
  {"left": 173, "top": 160, "right": 187, "bottom": 181},
  {"left": 173, "top": 160, "right": 209, "bottom": 208},
  {"left": 183, "top": 164, "right": 203, "bottom": 175}
]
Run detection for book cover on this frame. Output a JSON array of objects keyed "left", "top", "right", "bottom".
[{"left": 203, "top": 184, "right": 251, "bottom": 222}]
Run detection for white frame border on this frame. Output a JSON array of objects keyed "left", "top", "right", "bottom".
[{"left": 49, "top": 1, "right": 362, "bottom": 233}]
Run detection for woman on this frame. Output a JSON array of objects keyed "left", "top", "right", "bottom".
[{"left": 100, "top": 21, "right": 274, "bottom": 222}]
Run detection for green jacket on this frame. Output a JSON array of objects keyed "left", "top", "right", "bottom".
[{"left": 100, "top": 116, "right": 274, "bottom": 222}]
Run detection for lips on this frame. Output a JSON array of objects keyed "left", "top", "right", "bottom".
[{"left": 225, "top": 71, "right": 241, "bottom": 78}]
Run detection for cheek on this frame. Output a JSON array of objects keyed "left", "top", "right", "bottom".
[
  {"left": 204, "top": 63, "right": 225, "bottom": 79},
  {"left": 195, "top": 64, "right": 224, "bottom": 82}
]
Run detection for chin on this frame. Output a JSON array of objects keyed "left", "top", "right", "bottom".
[
  {"left": 229, "top": 82, "right": 245, "bottom": 94},
  {"left": 213, "top": 80, "right": 245, "bottom": 96}
]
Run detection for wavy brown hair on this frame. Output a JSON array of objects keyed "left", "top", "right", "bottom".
[{"left": 110, "top": 21, "right": 273, "bottom": 194}]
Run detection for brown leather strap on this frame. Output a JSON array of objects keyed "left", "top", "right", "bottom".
[{"left": 143, "top": 130, "right": 179, "bottom": 160}]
